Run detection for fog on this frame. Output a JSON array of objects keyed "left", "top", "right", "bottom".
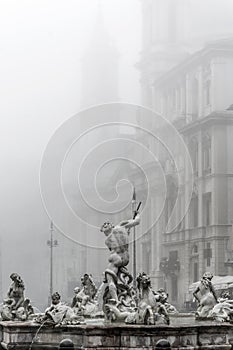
[{"left": 0, "top": 0, "right": 233, "bottom": 308}]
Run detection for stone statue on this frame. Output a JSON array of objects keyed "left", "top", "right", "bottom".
[
  {"left": 135, "top": 273, "right": 170, "bottom": 325},
  {"left": 1, "top": 273, "right": 34, "bottom": 321},
  {"left": 193, "top": 274, "right": 233, "bottom": 323},
  {"left": 35, "top": 292, "right": 84, "bottom": 326},
  {"left": 104, "top": 272, "right": 169, "bottom": 325},
  {"left": 154, "top": 288, "right": 178, "bottom": 314},
  {"left": 5, "top": 273, "right": 25, "bottom": 310},
  {"left": 209, "top": 291, "right": 233, "bottom": 323},
  {"left": 100, "top": 214, "right": 140, "bottom": 307},
  {"left": 193, "top": 272, "right": 218, "bottom": 319},
  {"left": 71, "top": 287, "right": 81, "bottom": 309},
  {"left": 71, "top": 274, "right": 98, "bottom": 317}
]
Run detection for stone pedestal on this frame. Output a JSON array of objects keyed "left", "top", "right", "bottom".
[{"left": 1, "top": 319, "right": 233, "bottom": 349}]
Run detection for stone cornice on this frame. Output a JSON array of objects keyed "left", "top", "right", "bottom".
[
  {"left": 153, "top": 45, "right": 233, "bottom": 87},
  {"left": 179, "top": 111, "right": 233, "bottom": 135}
]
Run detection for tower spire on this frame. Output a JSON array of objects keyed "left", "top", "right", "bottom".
[{"left": 80, "top": 1, "right": 119, "bottom": 108}]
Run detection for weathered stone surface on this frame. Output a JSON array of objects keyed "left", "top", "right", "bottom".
[{"left": 0, "top": 321, "right": 233, "bottom": 349}]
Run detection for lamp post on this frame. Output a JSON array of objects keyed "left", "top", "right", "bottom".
[
  {"left": 132, "top": 188, "right": 137, "bottom": 288},
  {"left": 47, "top": 221, "right": 58, "bottom": 305}
]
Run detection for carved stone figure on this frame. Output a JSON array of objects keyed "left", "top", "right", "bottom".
[
  {"left": 5, "top": 273, "right": 25, "bottom": 309},
  {"left": 36, "top": 292, "right": 84, "bottom": 326},
  {"left": 71, "top": 287, "right": 81, "bottom": 309},
  {"left": 193, "top": 272, "right": 218, "bottom": 319},
  {"left": 104, "top": 273, "right": 169, "bottom": 325},
  {"left": 100, "top": 214, "right": 140, "bottom": 308},
  {"left": 71, "top": 274, "right": 98, "bottom": 317},
  {"left": 210, "top": 291, "right": 233, "bottom": 323},
  {"left": 155, "top": 288, "right": 178, "bottom": 314},
  {"left": 136, "top": 273, "right": 170, "bottom": 325},
  {"left": 1, "top": 273, "right": 34, "bottom": 321}
]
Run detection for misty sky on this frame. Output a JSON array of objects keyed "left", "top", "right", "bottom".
[
  {"left": 0, "top": 0, "right": 141, "bottom": 235},
  {"left": 0, "top": 0, "right": 142, "bottom": 303},
  {"left": 0, "top": 0, "right": 233, "bottom": 304}
]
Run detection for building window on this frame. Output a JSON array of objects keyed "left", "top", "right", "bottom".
[
  {"left": 172, "top": 89, "right": 176, "bottom": 108},
  {"left": 171, "top": 275, "right": 178, "bottom": 301},
  {"left": 176, "top": 87, "right": 181, "bottom": 111},
  {"left": 189, "top": 195, "right": 198, "bottom": 227},
  {"left": 191, "top": 78, "right": 198, "bottom": 119},
  {"left": 205, "top": 80, "right": 211, "bottom": 106},
  {"left": 203, "top": 193, "right": 212, "bottom": 226},
  {"left": 206, "top": 243, "right": 211, "bottom": 267},
  {"left": 164, "top": 198, "right": 169, "bottom": 227},
  {"left": 189, "top": 137, "right": 198, "bottom": 175},
  {"left": 168, "top": 252, "right": 179, "bottom": 301},
  {"left": 193, "top": 262, "right": 198, "bottom": 282},
  {"left": 142, "top": 239, "right": 151, "bottom": 274},
  {"left": 164, "top": 176, "right": 177, "bottom": 229},
  {"left": 192, "top": 245, "right": 198, "bottom": 254},
  {"left": 191, "top": 245, "right": 199, "bottom": 282},
  {"left": 202, "top": 134, "right": 211, "bottom": 174},
  {"left": 169, "top": 250, "right": 178, "bottom": 261},
  {"left": 204, "top": 242, "right": 212, "bottom": 267}
]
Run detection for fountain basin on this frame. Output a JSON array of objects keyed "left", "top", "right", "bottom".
[{"left": 1, "top": 318, "right": 233, "bottom": 349}]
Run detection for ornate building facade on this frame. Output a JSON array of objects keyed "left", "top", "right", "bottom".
[{"left": 138, "top": 0, "right": 233, "bottom": 309}]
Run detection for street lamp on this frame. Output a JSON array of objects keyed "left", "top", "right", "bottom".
[
  {"left": 131, "top": 188, "right": 141, "bottom": 288},
  {"left": 131, "top": 188, "right": 137, "bottom": 288},
  {"left": 47, "top": 221, "right": 58, "bottom": 305}
]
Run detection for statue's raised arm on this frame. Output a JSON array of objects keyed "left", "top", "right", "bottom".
[
  {"left": 119, "top": 214, "right": 140, "bottom": 230},
  {"left": 118, "top": 201, "right": 141, "bottom": 230}
]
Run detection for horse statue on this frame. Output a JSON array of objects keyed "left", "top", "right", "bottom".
[
  {"left": 104, "top": 272, "right": 169, "bottom": 325},
  {"left": 135, "top": 272, "right": 170, "bottom": 325},
  {"left": 209, "top": 291, "right": 233, "bottom": 322}
]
